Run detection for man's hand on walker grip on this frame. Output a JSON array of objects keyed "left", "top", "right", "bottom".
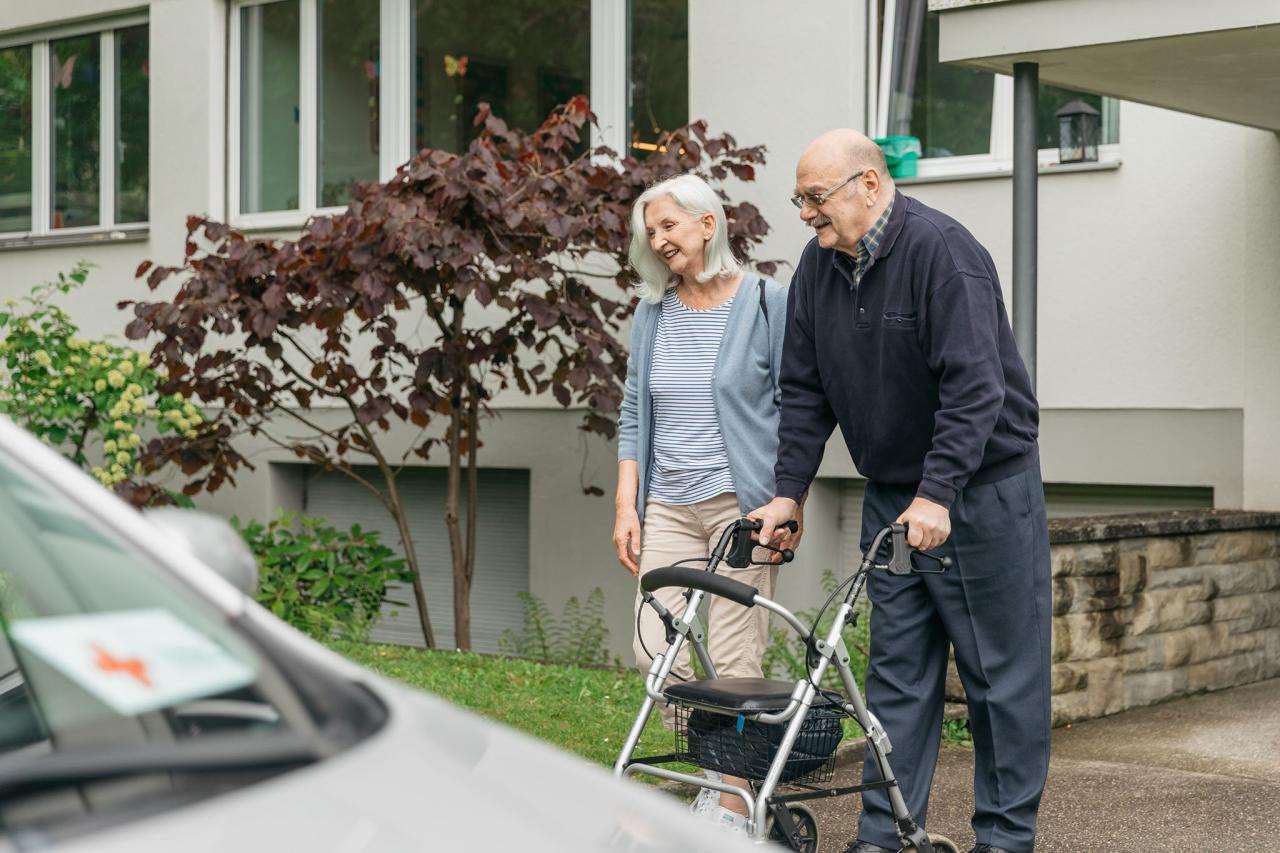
[{"left": 896, "top": 496, "right": 952, "bottom": 551}]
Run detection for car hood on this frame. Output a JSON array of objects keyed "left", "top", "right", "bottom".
[{"left": 47, "top": 666, "right": 756, "bottom": 853}]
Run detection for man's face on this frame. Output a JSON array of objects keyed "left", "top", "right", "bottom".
[{"left": 793, "top": 157, "right": 871, "bottom": 255}]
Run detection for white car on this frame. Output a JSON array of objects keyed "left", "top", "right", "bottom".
[{"left": 0, "top": 416, "right": 752, "bottom": 852}]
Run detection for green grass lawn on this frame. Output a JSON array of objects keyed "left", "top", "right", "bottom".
[
  {"left": 329, "top": 641, "right": 969, "bottom": 769},
  {"left": 329, "top": 640, "right": 683, "bottom": 768}
]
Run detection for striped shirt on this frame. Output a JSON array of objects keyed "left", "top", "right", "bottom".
[{"left": 647, "top": 288, "right": 736, "bottom": 504}]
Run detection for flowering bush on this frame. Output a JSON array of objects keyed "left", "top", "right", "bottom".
[{"left": 0, "top": 265, "right": 239, "bottom": 503}]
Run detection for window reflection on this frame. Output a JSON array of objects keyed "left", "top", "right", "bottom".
[
  {"left": 318, "top": 0, "right": 379, "bottom": 207},
  {"left": 115, "top": 25, "right": 148, "bottom": 224},
  {"left": 885, "top": 3, "right": 994, "bottom": 158},
  {"left": 412, "top": 0, "right": 590, "bottom": 154},
  {"left": 240, "top": 1, "right": 300, "bottom": 214},
  {"left": 0, "top": 46, "right": 32, "bottom": 233},
  {"left": 50, "top": 35, "right": 101, "bottom": 229},
  {"left": 629, "top": 0, "right": 687, "bottom": 157}
]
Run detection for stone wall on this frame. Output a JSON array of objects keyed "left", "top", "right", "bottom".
[{"left": 1046, "top": 510, "right": 1280, "bottom": 725}]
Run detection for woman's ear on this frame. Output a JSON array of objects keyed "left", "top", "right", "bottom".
[{"left": 701, "top": 212, "right": 716, "bottom": 241}]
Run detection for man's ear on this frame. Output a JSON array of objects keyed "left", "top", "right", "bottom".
[{"left": 863, "top": 169, "right": 883, "bottom": 207}]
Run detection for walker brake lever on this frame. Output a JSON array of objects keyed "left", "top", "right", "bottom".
[
  {"left": 887, "top": 523, "right": 953, "bottom": 574},
  {"left": 725, "top": 518, "right": 797, "bottom": 568},
  {"left": 888, "top": 524, "right": 914, "bottom": 575}
]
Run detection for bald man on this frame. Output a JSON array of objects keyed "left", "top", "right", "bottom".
[{"left": 750, "top": 130, "right": 1051, "bottom": 853}]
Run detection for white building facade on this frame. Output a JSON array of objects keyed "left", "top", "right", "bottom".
[{"left": 1, "top": 0, "right": 1276, "bottom": 654}]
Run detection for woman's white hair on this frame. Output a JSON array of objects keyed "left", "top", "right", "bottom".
[{"left": 627, "top": 174, "right": 742, "bottom": 303}]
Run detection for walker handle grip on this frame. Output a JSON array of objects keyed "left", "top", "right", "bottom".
[{"left": 640, "top": 566, "right": 758, "bottom": 608}]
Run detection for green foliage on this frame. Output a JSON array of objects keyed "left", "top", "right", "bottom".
[
  {"left": 330, "top": 640, "right": 684, "bottom": 773},
  {"left": 764, "top": 569, "right": 871, "bottom": 693},
  {"left": 943, "top": 717, "right": 974, "bottom": 748},
  {"left": 236, "top": 511, "right": 414, "bottom": 642},
  {"left": 0, "top": 265, "right": 219, "bottom": 503},
  {"left": 499, "top": 587, "right": 610, "bottom": 668}
]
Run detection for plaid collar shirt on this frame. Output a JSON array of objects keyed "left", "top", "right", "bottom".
[{"left": 835, "top": 198, "right": 895, "bottom": 289}]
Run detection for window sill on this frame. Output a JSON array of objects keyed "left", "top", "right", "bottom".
[
  {"left": 897, "top": 155, "right": 1122, "bottom": 186},
  {"left": 0, "top": 225, "right": 150, "bottom": 251},
  {"left": 231, "top": 207, "right": 347, "bottom": 234}
]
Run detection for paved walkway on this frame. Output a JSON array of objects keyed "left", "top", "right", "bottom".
[{"left": 801, "top": 678, "right": 1280, "bottom": 851}]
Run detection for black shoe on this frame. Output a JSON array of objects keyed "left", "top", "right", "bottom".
[
  {"left": 969, "top": 846, "right": 1014, "bottom": 853},
  {"left": 844, "top": 843, "right": 895, "bottom": 853}
]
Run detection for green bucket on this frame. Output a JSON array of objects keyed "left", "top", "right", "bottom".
[{"left": 873, "top": 136, "right": 922, "bottom": 179}]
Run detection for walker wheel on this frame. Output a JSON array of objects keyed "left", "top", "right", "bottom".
[
  {"left": 766, "top": 803, "right": 819, "bottom": 852},
  {"left": 901, "top": 835, "right": 960, "bottom": 853}
]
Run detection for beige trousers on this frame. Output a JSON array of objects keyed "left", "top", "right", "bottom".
[{"left": 633, "top": 492, "right": 778, "bottom": 723}]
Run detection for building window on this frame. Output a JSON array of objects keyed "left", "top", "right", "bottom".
[
  {"left": 0, "top": 46, "right": 33, "bottom": 233},
  {"left": 0, "top": 19, "right": 148, "bottom": 237},
  {"left": 873, "top": 0, "right": 1119, "bottom": 177},
  {"left": 411, "top": 0, "right": 590, "bottom": 155},
  {"left": 629, "top": 0, "right": 688, "bottom": 156},
  {"left": 231, "top": 0, "right": 687, "bottom": 225}
]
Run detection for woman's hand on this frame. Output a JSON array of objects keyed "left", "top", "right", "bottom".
[{"left": 613, "top": 507, "right": 642, "bottom": 575}]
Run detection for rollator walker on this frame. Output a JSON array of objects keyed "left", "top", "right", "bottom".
[{"left": 613, "top": 518, "right": 960, "bottom": 853}]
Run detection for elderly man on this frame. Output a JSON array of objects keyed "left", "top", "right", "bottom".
[{"left": 751, "top": 129, "right": 1051, "bottom": 853}]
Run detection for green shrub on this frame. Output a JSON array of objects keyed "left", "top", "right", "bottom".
[
  {"left": 763, "top": 569, "right": 871, "bottom": 692},
  {"left": 235, "top": 511, "right": 413, "bottom": 641},
  {"left": 0, "top": 265, "right": 209, "bottom": 499},
  {"left": 499, "top": 587, "right": 611, "bottom": 667}
]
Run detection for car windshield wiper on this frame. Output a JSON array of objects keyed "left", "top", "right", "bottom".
[{"left": 0, "top": 733, "right": 324, "bottom": 799}]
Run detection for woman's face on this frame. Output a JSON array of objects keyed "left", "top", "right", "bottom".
[{"left": 643, "top": 195, "right": 714, "bottom": 282}]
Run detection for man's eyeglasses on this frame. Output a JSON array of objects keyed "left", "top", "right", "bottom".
[{"left": 790, "top": 171, "right": 865, "bottom": 209}]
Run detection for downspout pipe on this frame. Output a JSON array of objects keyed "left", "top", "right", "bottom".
[{"left": 1013, "top": 61, "right": 1038, "bottom": 391}]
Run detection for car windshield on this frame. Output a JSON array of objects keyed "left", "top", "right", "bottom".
[{"left": 0, "top": 445, "right": 329, "bottom": 834}]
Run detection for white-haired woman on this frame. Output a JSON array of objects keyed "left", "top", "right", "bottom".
[{"left": 614, "top": 174, "right": 800, "bottom": 831}]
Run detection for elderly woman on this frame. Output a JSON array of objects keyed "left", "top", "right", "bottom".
[{"left": 614, "top": 173, "right": 798, "bottom": 831}]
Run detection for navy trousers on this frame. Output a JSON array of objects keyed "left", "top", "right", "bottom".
[{"left": 856, "top": 464, "right": 1052, "bottom": 853}]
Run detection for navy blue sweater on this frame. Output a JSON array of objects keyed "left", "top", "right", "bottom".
[{"left": 774, "top": 192, "right": 1039, "bottom": 508}]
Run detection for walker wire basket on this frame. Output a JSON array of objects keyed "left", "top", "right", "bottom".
[{"left": 673, "top": 702, "right": 844, "bottom": 785}]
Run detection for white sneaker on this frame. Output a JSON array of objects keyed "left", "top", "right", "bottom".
[
  {"left": 689, "top": 770, "right": 722, "bottom": 817},
  {"left": 710, "top": 805, "right": 750, "bottom": 835}
]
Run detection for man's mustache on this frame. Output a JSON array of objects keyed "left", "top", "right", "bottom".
[{"left": 810, "top": 217, "right": 831, "bottom": 229}]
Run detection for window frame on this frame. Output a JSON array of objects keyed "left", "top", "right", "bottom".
[
  {"left": 229, "top": 0, "right": 634, "bottom": 229},
  {"left": 0, "top": 13, "right": 150, "bottom": 241},
  {"left": 868, "top": 0, "right": 1120, "bottom": 182}
]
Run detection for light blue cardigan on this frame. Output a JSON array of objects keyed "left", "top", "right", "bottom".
[{"left": 617, "top": 273, "right": 788, "bottom": 523}]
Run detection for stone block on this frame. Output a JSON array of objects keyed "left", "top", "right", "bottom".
[
  {"left": 1117, "top": 551, "right": 1147, "bottom": 596},
  {"left": 1187, "top": 651, "right": 1271, "bottom": 692},
  {"left": 1051, "top": 662, "right": 1088, "bottom": 694},
  {"left": 1145, "top": 536, "right": 1192, "bottom": 570},
  {"left": 1086, "top": 659, "right": 1125, "bottom": 718},
  {"left": 1119, "top": 650, "right": 1152, "bottom": 673},
  {"left": 945, "top": 657, "right": 966, "bottom": 703},
  {"left": 1057, "top": 542, "right": 1119, "bottom": 577},
  {"left": 1053, "top": 611, "right": 1124, "bottom": 662},
  {"left": 1051, "top": 690, "right": 1090, "bottom": 727},
  {"left": 1146, "top": 565, "right": 1215, "bottom": 591},
  {"left": 1129, "top": 587, "right": 1213, "bottom": 635},
  {"left": 1121, "top": 667, "right": 1188, "bottom": 710},
  {"left": 1210, "top": 559, "right": 1280, "bottom": 597},
  {"left": 1211, "top": 592, "right": 1280, "bottom": 632},
  {"left": 1226, "top": 629, "right": 1269, "bottom": 656},
  {"left": 1056, "top": 575, "right": 1123, "bottom": 615},
  {"left": 1212, "top": 531, "right": 1277, "bottom": 564},
  {"left": 1141, "top": 623, "right": 1229, "bottom": 668}
]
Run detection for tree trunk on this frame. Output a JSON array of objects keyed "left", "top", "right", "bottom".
[
  {"left": 383, "top": 468, "right": 436, "bottom": 649},
  {"left": 444, "top": 381, "right": 469, "bottom": 651},
  {"left": 463, "top": 390, "right": 479, "bottom": 647}
]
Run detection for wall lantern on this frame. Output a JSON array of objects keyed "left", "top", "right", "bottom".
[{"left": 1055, "top": 98, "right": 1101, "bottom": 164}]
